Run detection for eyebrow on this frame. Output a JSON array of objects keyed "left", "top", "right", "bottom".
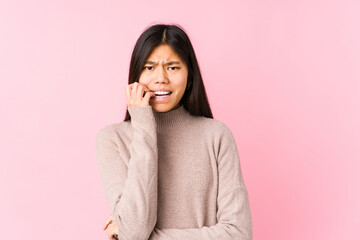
[{"left": 145, "top": 61, "right": 181, "bottom": 66}]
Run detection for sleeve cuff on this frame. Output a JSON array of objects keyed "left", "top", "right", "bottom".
[{"left": 127, "top": 106, "right": 156, "bottom": 129}]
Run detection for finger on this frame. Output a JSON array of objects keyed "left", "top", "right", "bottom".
[
  {"left": 105, "top": 227, "right": 115, "bottom": 236},
  {"left": 131, "top": 82, "right": 138, "bottom": 104},
  {"left": 103, "top": 220, "right": 112, "bottom": 230},
  {"left": 136, "top": 83, "right": 144, "bottom": 100},
  {"left": 103, "top": 215, "right": 114, "bottom": 229},
  {"left": 126, "top": 85, "right": 131, "bottom": 107},
  {"left": 140, "top": 83, "right": 152, "bottom": 97},
  {"left": 127, "top": 83, "right": 137, "bottom": 107},
  {"left": 143, "top": 91, "right": 155, "bottom": 103},
  {"left": 103, "top": 216, "right": 111, "bottom": 227},
  {"left": 109, "top": 222, "right": 118, "bottom": 233},
  {"left": 108, "top": 222, "right": 118, "bottom": 232},
  {"left": 105, "top": 225, "right": 118, "bottom": 239},
  {"left": 103, "top": 218, "right": 112, "bottom": 230}
]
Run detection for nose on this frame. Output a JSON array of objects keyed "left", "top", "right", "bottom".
[{"left": 154, "top": 66, "right": 169, "bottom": 84}]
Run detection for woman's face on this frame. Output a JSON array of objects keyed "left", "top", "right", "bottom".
[{"left": 139, "top": 44, "right": 188, "bottom": 112}]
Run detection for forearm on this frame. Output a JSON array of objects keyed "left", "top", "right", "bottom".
[
  {"left": 148, "top": 188, "right": 252, "bottom": 240},
  {"left": 112, "top": 130, "right": 158, "bottom": 239},
  {"left": 97, "top": 106, "right": 159, "bottom": 240},
  {"left": 149, "top": 224, "right": 241, "bottom": 240},
  {"left": 116, "top": 106, "right": 159, "bottom": 239}
]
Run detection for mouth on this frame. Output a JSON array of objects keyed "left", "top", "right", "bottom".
[
  {"left": 152, "top": 91, "right": 172, "bottom": 97},
  {"left": 151, "top": 91, "right": 173, "bottom": 101}
]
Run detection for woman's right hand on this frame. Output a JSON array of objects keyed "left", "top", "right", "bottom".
[{"left": 126, "top": 82, "right": 155, "bottom": 108}]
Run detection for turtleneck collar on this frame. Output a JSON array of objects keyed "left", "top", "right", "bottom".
[{"left": 152, "top": 104, "right": 192, "bottom": 132}]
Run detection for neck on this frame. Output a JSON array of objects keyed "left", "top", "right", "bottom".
[{"left": 152, "top": 105, "right": 192, "bottom": 132}]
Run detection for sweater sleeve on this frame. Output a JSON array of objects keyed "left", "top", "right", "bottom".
[
  {"left": 96, "top": 106, "right": 158, "bottom": 240},
  {"left": 148, "top": 123, "right": 253, "bottom": 240}
]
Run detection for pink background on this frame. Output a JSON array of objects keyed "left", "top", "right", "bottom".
[{"left": 1, "top": 0, "right": 359, "bottom": 239}]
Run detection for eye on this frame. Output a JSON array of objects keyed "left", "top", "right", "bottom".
[
  {"left": 168, "top": 66, "right": 179, "bottom": 71},
  {"left": 143, "top": 66, "right": 153, "bottom": 70}
]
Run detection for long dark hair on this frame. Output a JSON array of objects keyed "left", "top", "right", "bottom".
[{"left": 124, "top": 23, "right": 213, "bottom": 121}]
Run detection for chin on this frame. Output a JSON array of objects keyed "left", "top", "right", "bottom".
[{"left": 151, "top": 103, "right": 177, "bottom": 112}]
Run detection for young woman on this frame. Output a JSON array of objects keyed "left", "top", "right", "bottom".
[{"left": 96, "top": 23, "right": 253, "bottom": 240}]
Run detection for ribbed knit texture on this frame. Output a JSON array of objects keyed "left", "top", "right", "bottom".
[{"left": 95, "top": 104, "right": 253, "bottom": 240}]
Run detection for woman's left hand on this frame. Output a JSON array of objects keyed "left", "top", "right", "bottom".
[{"left": 103, "top": 215, "right": 119, "bottom": 240}]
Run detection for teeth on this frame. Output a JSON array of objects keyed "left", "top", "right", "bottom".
[
  {"left": 154, "top": 91, "right": 171, "bottom": 94},
  {"left": 154, "top": 91, "right": 172, "bottom": 97}
]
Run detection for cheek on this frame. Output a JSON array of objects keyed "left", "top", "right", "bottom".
[
  {"left": 173, "top": 76, "right": 187, "bottom": 87},
  {"left": 174, "top": 80, "right": 187, "bottom": 95},
  {"left": 181, "top": 72, "right": 188, "bottom": 89},
  {"left": 138, "top": 73, "right": 150, "bottom": 84}
]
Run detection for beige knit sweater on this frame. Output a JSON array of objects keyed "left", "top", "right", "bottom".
[{"left": 95, "top": 105, "right": 252, "bottom": 240}]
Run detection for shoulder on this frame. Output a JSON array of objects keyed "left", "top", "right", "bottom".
[
  {"left": 195, "top": 116, "right": 235, "bottom": 139},
  {"left": 95, "top": 121, "right": 132, "bottom": 144},
  {"left": 189, "top": 116, "right": 237, "bottom": 150},
  {"left": 194, "top": 117, "right": 239, "bottom": 159}
]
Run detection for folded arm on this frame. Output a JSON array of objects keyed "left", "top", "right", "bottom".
[{"left": 148, "top": 123, "right": 253, "bottom": 240}]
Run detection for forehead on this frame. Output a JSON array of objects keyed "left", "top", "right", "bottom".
[{"left": 147, "top": 44, "right": 182, "bottom": 62}]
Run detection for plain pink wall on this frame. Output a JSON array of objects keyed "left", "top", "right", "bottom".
[{"left": 1, "top": 0, "right": 359, "bottom": 239}]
